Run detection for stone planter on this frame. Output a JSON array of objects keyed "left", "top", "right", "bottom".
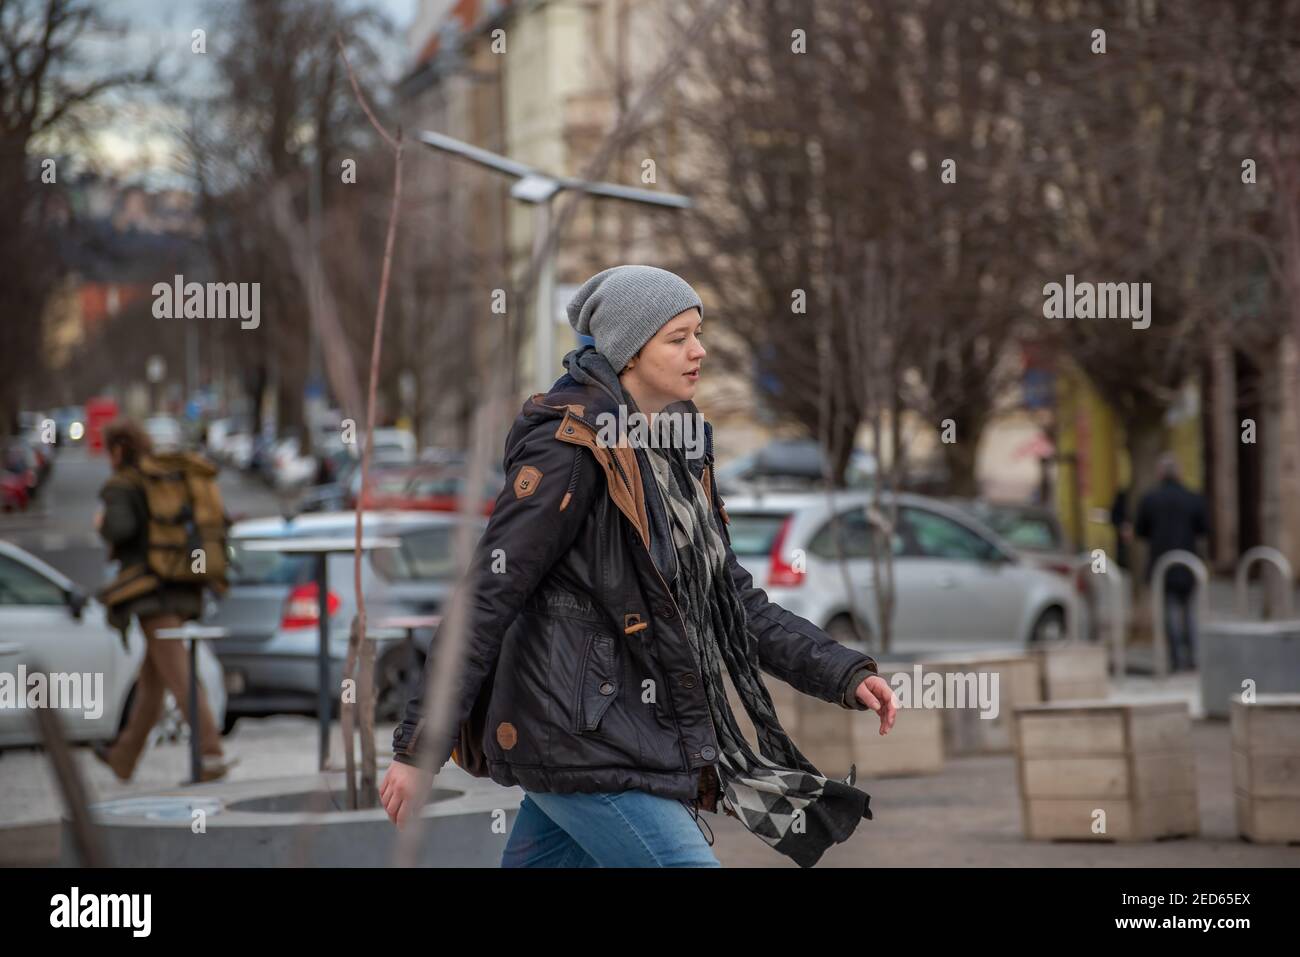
[
  {"left": 62, "top": 766, "right": 521, "bottom": 867},
  {"left": 1014, "top": 699, "right": 1198, "bottom": 841},
  {"left": 1232, "top": 693, "right": 1300, "bottom": 843},
  {"left": 1032, "top": 642, "right": 1109, "bottom": 702},
  {"left": 726, "top": 666, "right": 943, "bottom": 779},
  {"left": 1200, "top": 620, "right": 1300, "bottom": 719},
  {"left": 917, "top": 651, "right": 1041, "bottom": 755}
]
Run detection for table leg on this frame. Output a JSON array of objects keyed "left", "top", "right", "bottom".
[
  {"left": 189, "top": 638, "right": 200, "bottom": 784},
  {"left": 318, "top": 554, "right": 330, "bottom": 771}
]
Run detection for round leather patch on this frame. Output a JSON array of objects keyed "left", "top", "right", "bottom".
[{"left": 496, "top": 721, "right": 518, "bottom": 750}]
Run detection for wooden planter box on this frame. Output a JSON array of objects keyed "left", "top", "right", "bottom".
[
  {"left": 1032, "top": 643, "right": 1110, "bottom": 702},
  {"left": 917, "top": 651, "right": 1041, "bottom": 755},
  {"left": 1231, "top": 694, "right": 1300, "bottom": 843},
  {"left": 1013, "top": 699, "right": 1198, "bottom": 841},
  {"left": 726, "top": 665, "right": 943, "bottom": 779}
]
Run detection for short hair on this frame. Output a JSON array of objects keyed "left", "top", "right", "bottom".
[{"left": 103, "top": 419, "right": 153, "bottom": 467}]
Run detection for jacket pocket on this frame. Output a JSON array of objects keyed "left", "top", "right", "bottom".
[{"left": 573, "top": 631, "right": 619, "bottom": 733}]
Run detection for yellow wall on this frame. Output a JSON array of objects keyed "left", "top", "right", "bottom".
[{"left": 1054, "top": 362, "right": 1202, "bottom": 553}]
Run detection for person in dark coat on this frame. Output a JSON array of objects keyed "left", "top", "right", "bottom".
[
  {"left": 92, "top": 419, "right": 232, "bottom": 782},
  {"left": 380, "top": 265, "right": 897, "bottom": 868},
  {"left": 1134, "top": 453, "right": 1209, "bottom": 672}
]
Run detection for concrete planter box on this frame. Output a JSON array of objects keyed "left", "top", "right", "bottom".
[
  {"left": 62, "top": 766, "right": 521, "bottom": 867},
  {"left": 918, "top": 651, "right": 1042, "bottom": 755},
  {"left": 727, "top": 667, "right": 943, "bottom": 779},
  {"left": 1032, "top": 643, "right": 1109, "bottom": 702},
  {"left": 1231, "top": 693, "right": 1300, "bottom": 844},
  {"left": 1200, "top": 620, "right": 1300, "bottom": 719},
  {"left": 1014, "top": 699, "right": 1198, "bottom": 842}
]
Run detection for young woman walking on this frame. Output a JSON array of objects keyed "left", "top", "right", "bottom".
[{"left": 381, "top": 265, "right": 897, "bottom": 867}]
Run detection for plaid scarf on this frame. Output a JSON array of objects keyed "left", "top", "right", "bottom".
[{"left": 641, "top": 420, "right": 873, "bottom": 868}]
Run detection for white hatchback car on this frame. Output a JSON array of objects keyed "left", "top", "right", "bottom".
[
  {"left": 722, "top": 490, "right": 1079, "bottom": 654},
  {"left": 0, "top": 541, "right": 225, "bottom": 749}
]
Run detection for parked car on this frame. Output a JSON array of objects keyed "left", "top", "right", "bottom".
[
  {"left": 205, "top": 510, "right": 485, "bottom": 729},
  {"left": 0, "top": 541, "right": 226, "bottom": 749},
  {"left": 1, "top": 470, "right": 29, "bottom": 511},
  {"left": 2, "top": 440, "right": 41, "bottom": 500},
  {"left": 364, "top": 427, "right": 417, "bottom": 467},
  {"left": 268, "top": 436, "right": 319, "bottom": 490},
  {"left": 357, "top": 463, "right": 502, "bottom": 515},
  {"left": 722, "top": 490, "right": 1076, "bottom": 652},
  {"left": 950, "top": 500, "right": 1076, "bottom": 575},
  {"left": 716, "top": 440, "right": 876, "bottom": 495},
  {"left": 950, "top": 499, "right": 1124, "bottom": 644}
]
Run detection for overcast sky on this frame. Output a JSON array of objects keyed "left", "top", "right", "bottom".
[{"left": 59, "top": 0, "right": 420, "bottom": 187}]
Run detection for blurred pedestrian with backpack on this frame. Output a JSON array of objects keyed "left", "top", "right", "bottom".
[{"left": 92, "top": 419, "right": 235, "bottom": 782}]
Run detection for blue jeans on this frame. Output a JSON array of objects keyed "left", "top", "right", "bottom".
[{"left": 501, "top": 790, "right": 721, "bottom": 868}]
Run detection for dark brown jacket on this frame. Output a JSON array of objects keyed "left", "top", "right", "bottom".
[{"left": 392, "top": 359, "right": 879, "bottom": 812}]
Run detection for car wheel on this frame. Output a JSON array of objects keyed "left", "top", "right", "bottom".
[
  {"left": 375, "top": 644, "right": 425, "bottom": 723},
  {"left": 826, "top": 614, "right": 874, "bottom": 652},
  {"left": 1029, "top": 607, "right": 1067, "bottom": 644}
]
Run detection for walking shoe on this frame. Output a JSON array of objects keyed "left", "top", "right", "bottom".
[{"left": 198, "top": 756, "right": 239, "bottom": 782}]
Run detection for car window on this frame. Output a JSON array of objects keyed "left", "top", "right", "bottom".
[
  {"left": 900, "top": 508, "right": 999, "bottom": 561},
  {"left": 226, "top": 540, "right": 316, "bottom": 586},
  {"left": 0, "top": 555, "right": 66, "bottom": 605},
  {"left": 808, "top": 508, "right": 901, "bottom": 560},
  {"left": 371, "top": 527, "right": 461, "bottom": 581},
  {"left": 724, "top": 513, "right": 790, "bottom": 556},
  {"left": 993, "top": 516, "right": 1060, "bottom": 551}
]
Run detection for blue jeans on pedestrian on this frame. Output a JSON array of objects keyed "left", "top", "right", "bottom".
[
  {"left": 501, "top": 790, "right": 721, "bottom": 868},
  {"left": 1164, "top": 589, "right": 1197, "bottom": 672}
]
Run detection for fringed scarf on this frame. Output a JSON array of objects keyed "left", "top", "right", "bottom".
[{"left": 638, "top": 409, "right": 873, "bottom": 868}]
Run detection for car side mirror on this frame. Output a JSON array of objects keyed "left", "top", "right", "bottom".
[{"left": 66, "top": 587, "right": 87, "bottom": 620}]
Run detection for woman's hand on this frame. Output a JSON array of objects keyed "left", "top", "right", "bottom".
[
  {"left": 853, "top": 674, "right": 898, "bottom": 735},
  {"left": 380, "top": 761, "right": 433, "bottom": 829}
]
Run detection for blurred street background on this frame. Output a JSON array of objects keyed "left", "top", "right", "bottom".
[{"left": 1, "top": 0, "right": 1299, "bottom": 867}]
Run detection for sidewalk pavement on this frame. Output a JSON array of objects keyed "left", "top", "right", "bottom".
[{"left": 2, "top": 677, "right": 1297, "bottom": 867}]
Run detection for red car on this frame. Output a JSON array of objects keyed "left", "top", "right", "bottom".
[
  {"left": 1, "top": 470, "right": 29, "bottom": 511},
  {"left": 359, "top": 464, "right": 500, "bottom": 515}
]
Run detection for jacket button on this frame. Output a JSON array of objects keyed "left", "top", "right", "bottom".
[
  {"left": 657, "top": 604, "right": 674, "bottom": 619},
  {"left": 681, "top": 673, "right": 697, "bottom": 688},
  {"left": 700, "top": 746, "right": 716, "bottom": 761},
  {"left": 599, "top": 681, "right": 615, "bottom": 695}
]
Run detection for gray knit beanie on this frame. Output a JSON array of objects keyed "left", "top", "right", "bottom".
[{"left": 566, "top": 265, "right": 703, "bottom": 373}]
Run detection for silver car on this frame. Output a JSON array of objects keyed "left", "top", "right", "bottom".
[
  {"left": 722, "top": 491, "right": 1078, "bottom": 654},
  {"left": 206, "top": 510, "right": 484, "bottom": 730},
  {"left": 0, "top": 541, "right": 226, "bottom": 749}
]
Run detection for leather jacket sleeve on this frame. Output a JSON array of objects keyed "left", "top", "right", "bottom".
[{"left": 392, "top": 424, "right": 599, "bottom": 767}]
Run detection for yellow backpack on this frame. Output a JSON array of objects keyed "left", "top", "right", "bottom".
[{"left": 132, "top": 452, "right": 230, "bottom": 595}]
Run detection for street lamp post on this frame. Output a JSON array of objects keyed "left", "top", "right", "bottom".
[{"left": 416, "top": 129, "right": 692, "bottom": 393}]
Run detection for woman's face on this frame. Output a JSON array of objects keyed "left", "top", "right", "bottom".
[{"left": 620, "top": 307, "right": 706, "bottom": 411}]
